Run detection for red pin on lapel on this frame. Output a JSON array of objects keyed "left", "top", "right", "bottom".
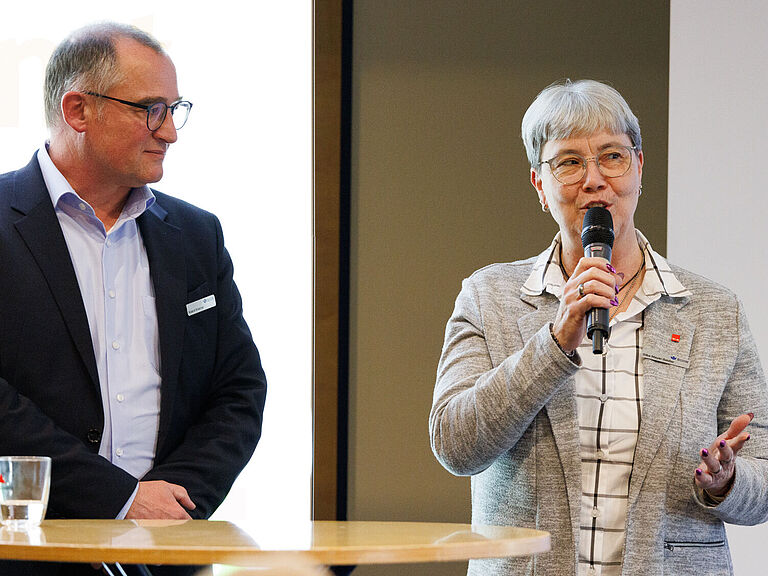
[
  {"left": 671, "top": 334, "right": 681, "bottom": 343},
  {"left": 0, "top": 474, "right": 5, "bottom": 483}
]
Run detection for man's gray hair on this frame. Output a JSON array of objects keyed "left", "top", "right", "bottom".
[
  {"left": 44, "top": 21, "right": 165, "bottom": 129},
  {"left": 521, "top": 79, "right": 642, "bottom": 168}
]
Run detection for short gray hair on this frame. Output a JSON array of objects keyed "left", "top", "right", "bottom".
[
  {"left": 44, "top": 21, "right": 166, "bottom": 129},
  {"left": 521, "top": 79, "right": 642, "bottom": 168}
]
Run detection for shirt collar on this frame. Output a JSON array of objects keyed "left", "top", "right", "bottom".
[
  {"left": 521, "top": 232, "right": 568, "bottom": 299},
  {"left": 521, "top": 230, "right": 692, "bottom": 300},
  {"left": 37, "top": 143, "right": 156, "bottom": 221},
  {"left": 635, "top": 229, "right": 692, "bottom": 299}
]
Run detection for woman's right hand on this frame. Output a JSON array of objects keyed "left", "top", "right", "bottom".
[{"left": 552, "top": 258, "right": 622, "bottom": 353}]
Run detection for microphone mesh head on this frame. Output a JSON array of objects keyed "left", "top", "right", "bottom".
[{"left": 581, "top": 206, "right": 614, "bottom": 248}]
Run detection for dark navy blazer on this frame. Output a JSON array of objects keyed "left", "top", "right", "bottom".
[{"left": 0, "top": 155, "right": 267, "bottom": 523}]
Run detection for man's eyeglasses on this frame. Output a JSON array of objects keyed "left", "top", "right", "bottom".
[
  {"left": 540, "top": 145, "right": 637, "bottom": 185},
  {"left": 84, "top": 91, "right": 193, "bottom": 132}
]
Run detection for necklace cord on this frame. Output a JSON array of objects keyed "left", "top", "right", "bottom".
[
  {"left": 558, "top": 243, "right": 645, "bottom": 287},
  {"left": 610, "top": 254, "right": 645, "bottom": 319}
]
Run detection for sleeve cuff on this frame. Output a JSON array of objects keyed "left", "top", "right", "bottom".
[
  {"left": 693, "top": 476, "right": 734, "bottom": 508},
  {"left": 549, "top": 323, "right": 581, "bottom": 366},
  {"left": 115, "top": 482, "right": 140, "bottom": 519}
]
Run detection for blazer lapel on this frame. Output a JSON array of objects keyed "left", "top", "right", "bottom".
[
  {"left": 138, "top": 202, "right": 186, "bottom": 455},
  {"left": 517, "top": 290, "right": 694, "bottom": 538},
  {"left": 628, "top": 296, "right": 693, "bottom": 504},
  {"left": 518, "top": 292, "right": 582, "bottom": 548},
  {"left": 11, "top": 158, "right": 100, "bottom": 391}
]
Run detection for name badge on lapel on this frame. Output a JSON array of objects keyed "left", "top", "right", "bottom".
[
  {"left": 642, "top": 351, "right": 689, "bottom": 369},
  {"left": 187, "top": 295, "right": 216, "bottom": 316}
]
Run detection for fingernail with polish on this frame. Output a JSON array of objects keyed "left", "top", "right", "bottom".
[
  {"left": 607, "top": 264, "right": 617, "bottom": 273},
  {"left": 618, "top": 272, "right": 625, "bottom": 280},
  {"left": 615, "top": 284, "right": 620, "bottom": 294},
  {"left": 720, "top": 440, "right": 727, "bottom": 448},
  {"left": 747, "top": 434, "right": 751, "bottom": 441},
  {"left": 610, "top": 298, "right": 619, "bottom": 306},
  {"left": 748, "top": 412, "right": 755, "bottom": 421},
  {"left": 696, "top": 468, "right": 703, "bottom": 476},
  {"left": 701, "top": 448, "right": 709, "bottom": 457}
]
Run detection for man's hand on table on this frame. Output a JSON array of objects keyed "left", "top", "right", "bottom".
[{"left": 125, "top": 480, "right": 196, "bottom": 519}]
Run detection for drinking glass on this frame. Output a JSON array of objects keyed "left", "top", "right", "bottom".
[{"left": 0, "top": 456, "right": 51, "bottom": 530}]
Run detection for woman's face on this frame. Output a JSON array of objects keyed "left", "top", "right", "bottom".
[{"left": 531, "top": 131, "right": 643, "bottom": 249}]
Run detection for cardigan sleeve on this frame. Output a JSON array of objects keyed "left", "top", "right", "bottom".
[
  {"left": 694, "top": 296, "right": 768, "bottom": 525},
  {"left": 429, "top": 274, "right": 578, "bottom": 476}
]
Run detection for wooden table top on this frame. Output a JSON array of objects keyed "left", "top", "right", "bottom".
[{"left": 0, "top": 520, "right": 550, "bottom": 566}]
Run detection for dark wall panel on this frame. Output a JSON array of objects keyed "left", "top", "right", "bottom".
[{"left": 347, "top": 3, "right": 669, "bottom": 574}]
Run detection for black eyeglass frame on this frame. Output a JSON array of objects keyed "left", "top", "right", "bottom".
[
  {"left": 539, "top": 145, "right": 638, "bottom": 185},
  {"left": 83, "top": 91, "right": 193, "bottom": 131}
]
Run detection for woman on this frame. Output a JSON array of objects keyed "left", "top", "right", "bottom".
[{"left": 429, "top": 79, "right": 767, "bottom": 576}]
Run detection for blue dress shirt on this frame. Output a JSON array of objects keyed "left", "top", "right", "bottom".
[{"left": 37, "top": 145, "right": 160, "bottom": 517}]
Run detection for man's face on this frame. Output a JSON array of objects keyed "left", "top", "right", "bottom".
[{"left": 85, "top": 37, "right": 180, "bottom": 190}]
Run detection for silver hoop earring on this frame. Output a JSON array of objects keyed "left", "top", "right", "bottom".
[
  {"left": 541, "top": 203, "right": 549, "bottom": 213},
  {"left": 638, "top": 184, "right": 643, "bottom": 196}
]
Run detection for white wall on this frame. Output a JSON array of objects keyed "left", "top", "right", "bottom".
[
  {"left": 669, "top": 2, "right": 768, "bottom": 573},
  {"left": 0, "top": 3, "right": 312, "bottom": 544}
]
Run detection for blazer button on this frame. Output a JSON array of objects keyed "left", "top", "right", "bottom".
[{"left": 87, "top": 428, "right": 102, "bottom": 444}]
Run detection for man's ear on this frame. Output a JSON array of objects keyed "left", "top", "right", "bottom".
[{"left": 60, "top": 91, "right": 89, "bottom": 133}]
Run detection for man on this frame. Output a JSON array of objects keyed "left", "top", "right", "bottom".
[{"left": 0, "top": 22, "right": 267, "bottom": 574}]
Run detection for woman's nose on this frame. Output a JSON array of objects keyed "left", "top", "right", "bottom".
[{"left": 582, "top": 157, "right": 607, "bottom": 189}]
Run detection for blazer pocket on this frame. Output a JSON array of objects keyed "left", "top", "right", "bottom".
[
  {"left": 663, "top": 540, "right": 729, "bottom": 575},
  {"left": 187, "top": 282, "right": 211, "bottom": 303},
  {"left": 664, "top": 540, "right": 725, "bottom": 551},
  {"left": 186, "top": 282, "right": 217, "bottom": 319}
]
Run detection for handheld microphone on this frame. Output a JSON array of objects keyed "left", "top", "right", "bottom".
[{"left": 581, "top": 206, "right": 614, "bottom": 354}]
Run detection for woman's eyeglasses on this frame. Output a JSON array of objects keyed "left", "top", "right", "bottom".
[{"left": 540, "top": 145, "right": 637, "bottom": 185}]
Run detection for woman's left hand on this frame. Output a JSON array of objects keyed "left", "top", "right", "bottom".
[{"left": 694, "top": 412, "right": 754, "bottom": 497}]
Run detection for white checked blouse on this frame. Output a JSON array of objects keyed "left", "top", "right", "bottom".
[{"left": 521, "top": 230, "right": 691, "bottom": 576}]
